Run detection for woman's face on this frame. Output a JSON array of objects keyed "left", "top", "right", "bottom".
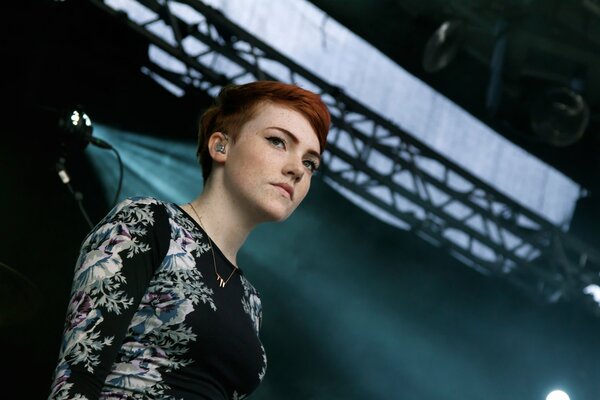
[{"left": 219, "top": 102, "right": 321, "bottom": 223}]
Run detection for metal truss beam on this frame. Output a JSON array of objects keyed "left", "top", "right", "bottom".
[{"left": 90, "top": 0, "right": 600, "bottom": 314}]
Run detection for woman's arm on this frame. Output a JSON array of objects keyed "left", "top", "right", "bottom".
[{"left": 48, "top": 197, "right": 170, "bottom": 400}]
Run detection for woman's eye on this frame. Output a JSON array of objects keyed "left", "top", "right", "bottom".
[
  {"left": 303, "top": 160, "right": 319, "bottom": 173},
  {"left": 267, "top": 136, "right": 286, "bottom": 149}
]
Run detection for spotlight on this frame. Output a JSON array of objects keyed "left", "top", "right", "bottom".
[
  {"left": 36, "top": 105, "right": 112, "bottom": 153},
  {"left": 583, "top": 284, "right": 600, "bottom": 306},
  {"left": 546, "top": 389, "right": 570, "bottom": 400},
  {"left": 530, "top": 87, "right": 589, "bottom": 147},
  {"left": 422, "top": 20, "right": 464, "bottom": 73},
  {"left": 57, "top": 106, "right": 94, "bottom": 154}
]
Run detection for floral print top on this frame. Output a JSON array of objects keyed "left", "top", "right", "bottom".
[{"left": 49, "top": 197, "right": 267, "bottom": 400}]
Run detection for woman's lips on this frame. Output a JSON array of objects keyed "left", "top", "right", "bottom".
[{"left": 272, "top": 183, "right": 293, "bottom": 199}]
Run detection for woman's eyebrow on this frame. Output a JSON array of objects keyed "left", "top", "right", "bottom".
[{"left": 267, "top": 126, "right": 321, "bottom": 161}]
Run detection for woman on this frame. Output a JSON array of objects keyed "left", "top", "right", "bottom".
[{"left": 48, "top": 80, "right": 331, "bottom": 399}]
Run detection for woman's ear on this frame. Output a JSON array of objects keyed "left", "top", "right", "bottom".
[{"left": 207, "top": 131, "right": 229, "bottom": 163}]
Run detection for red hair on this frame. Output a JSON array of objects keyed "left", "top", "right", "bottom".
[{"left": 197, "top": 80, "right": 331, "bottom": 181}]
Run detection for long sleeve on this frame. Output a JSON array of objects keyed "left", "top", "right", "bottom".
[{"left": 49, "top": 197, "right": 170, "bottom": 400}]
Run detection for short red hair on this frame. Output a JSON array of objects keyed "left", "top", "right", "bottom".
[{"left": 197, "top": 80, "right": 331, "bottom": 181}]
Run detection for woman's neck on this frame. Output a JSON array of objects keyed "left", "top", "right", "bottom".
[{"left": 183, "top": 182, "right": 256, "bottom": 267}]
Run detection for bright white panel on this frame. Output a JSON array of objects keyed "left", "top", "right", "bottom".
[{"left": 194, "top": 0, "right": 581, "bottom": 228}]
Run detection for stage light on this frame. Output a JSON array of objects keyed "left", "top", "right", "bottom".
[
  {"left": 546, "top": 390, "right": 570, "bottom": 400},
  {"left": 422, "top": 20, "right": 464, "bottom": 73},
  {"left": 56, "top": 106, "right": 94, "bottom": 154},
  {"left": 530, "top": 87, "right": 589, "bottom": 147},
  {"left": 583, "top": 284, "right": 600, "bottom": 306},
  {"left": 69, "top": 109, "right": 91, "bottom": 127}
]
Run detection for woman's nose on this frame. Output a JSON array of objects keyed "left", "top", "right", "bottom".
[{"left": 284, "top": 157, "right": 304, "bottom": 181}]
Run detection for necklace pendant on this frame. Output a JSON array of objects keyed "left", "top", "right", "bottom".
[{"left": 217, "top": 275, "right": 226, "bottom": 288}]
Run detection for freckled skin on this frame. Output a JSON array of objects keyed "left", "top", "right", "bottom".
[{"left": 220, "top": 103, "right": 320, "bottom": 224}]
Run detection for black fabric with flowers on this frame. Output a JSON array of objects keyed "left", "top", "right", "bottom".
[{"left": 49, "top": 197, "right": 267, "bottom": 400}]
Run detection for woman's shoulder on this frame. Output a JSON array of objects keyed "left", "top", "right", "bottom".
[
  {"left": 106, "top": 197, "right": 205, "bottom": 241},
  {"left": 114, "top": 196, "right": 166, "bottom": 209},
  {"left": 97, "top": 196, "right": 173, "bottom": 228},
  {"left": 109, "top": 196, "right": 182, "bottom": 216},
  {"left": 81, "top": 196, "right": 173, "bottom": 249}
]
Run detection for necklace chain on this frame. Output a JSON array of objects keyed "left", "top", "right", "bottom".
[{"left": 188, "top": 203, "right": 238, "bottom": 288}]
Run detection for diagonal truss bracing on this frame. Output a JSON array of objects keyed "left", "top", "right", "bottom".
[{"left": 90, "top": 0, "right": 600, "bottom": 313}]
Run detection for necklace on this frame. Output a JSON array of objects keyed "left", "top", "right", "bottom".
[{"left": 188, "top": 203, "right": 238, "bottom": 288}]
